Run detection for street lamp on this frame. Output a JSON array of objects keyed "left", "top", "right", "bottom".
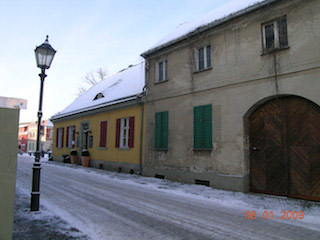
[{"left": 30, "top": 36, "right": 56, "bottom": 211}]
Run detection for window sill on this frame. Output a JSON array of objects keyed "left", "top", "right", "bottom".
[
  {"left": 193, "top": 148, "right": 213, "bottom": 151},
  {"left": 118, "top": 147, "right": 130, "bottom": 151},
  {"left": 193, "top": 67, "right": 212, "bottom": 74},
  {"left": 155, "top": 79, "right": 168, "bottom": 85},
  {"left": 154, "top": 148, "right": 168, "bottom": 151},
  {"left": 261, "top": 46, "right": 290, "bottom": 56},
  {"left": 98, "top": 147, "right": 107, "bottom": 150}
]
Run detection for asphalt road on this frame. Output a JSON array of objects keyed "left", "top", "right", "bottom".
[{"left": 16, "top": 156, "right": 320, "bottom": 240}]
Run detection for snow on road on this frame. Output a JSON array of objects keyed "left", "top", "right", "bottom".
[{"left": 16, "top": 156, "right": 320, "bottom": 240}]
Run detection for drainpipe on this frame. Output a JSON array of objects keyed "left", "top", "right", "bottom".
[
  {"left": 138, "top": 100, "right": 144, "bottom": 175},
  {"left": 138, "top": 60, "right": 148, "bottom": 175}
]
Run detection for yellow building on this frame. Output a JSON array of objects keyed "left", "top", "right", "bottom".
[{"left": 51, "top": 63, "right": 145, "bottom": 174}]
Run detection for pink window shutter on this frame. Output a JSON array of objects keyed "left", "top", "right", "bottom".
[
  {"left": 129, "top": 117, "right": 135, "bottom": 148},
  {"left": 66, "top": 127, "right": 69, "bottom": 148},
  {"left": 56, "top": 128, "right": 59, "bottom": 147},
  {"left": 115, "top": 119, "right": 120, "bottom": 148}
]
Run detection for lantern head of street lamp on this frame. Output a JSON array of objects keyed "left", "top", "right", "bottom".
[{"left": 35, "top": 35, "right": 56, "bottom": 70}]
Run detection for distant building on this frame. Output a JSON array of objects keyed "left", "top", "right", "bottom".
[
  {"left": 18, "top": 119, "right": 53, "bottom": 153},
  {"left": 17, "top": 123, "right": 29, "bottom": 152}
]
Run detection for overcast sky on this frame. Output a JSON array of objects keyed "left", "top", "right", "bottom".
[{"left": 0, "top": 0, "right": 231, "bottom": 123}]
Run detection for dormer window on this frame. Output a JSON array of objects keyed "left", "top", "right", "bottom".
[{"left": 94, "top": 93, "right": 104, "bottom": 100}]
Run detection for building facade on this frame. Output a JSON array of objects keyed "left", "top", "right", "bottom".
[
  {"left": 18, "top": 120, "right": 53, "bottom": 153},
  {"left": 51, "top": 63, "right": 145, "bottom": 174},
  {"left": 18, "top": 123, "right": 29, "bottom": 152},
  {"left": 141, "top": 0, "right": 320, "bottom": 201}
]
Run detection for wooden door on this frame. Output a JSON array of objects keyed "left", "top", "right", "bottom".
[
  {"left": 287, "top": 98, "right": 320, "bottom": 200},
  {"left": 249, "top": 96, "right": 320, "bottom": 201},
  {"left": 249, "top": 98, "right": 288, "bottom": 196}
]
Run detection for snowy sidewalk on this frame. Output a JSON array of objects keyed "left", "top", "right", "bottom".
[{"left": 13, "top": 187, "right": 89, "bottom": 240}]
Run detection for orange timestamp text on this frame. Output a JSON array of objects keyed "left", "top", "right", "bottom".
[{"left": 245, "top": 210, "right": 304, "bottom": 220}]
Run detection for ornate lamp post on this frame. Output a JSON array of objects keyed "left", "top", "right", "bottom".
[{"left": 31, "top": 36, "right": 56, "bottom": 211}]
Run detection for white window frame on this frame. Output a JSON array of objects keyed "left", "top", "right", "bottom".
[
  {"left": 262, "top": 21, "right": 278, "bottom": 50},
  {"left": 155, "top": 59, "right": 168, "bottom": 83},
  {"left": 57, "top": 128, "right": 63, "bottom": 148},
  {"left": 195, "top": 45, "right": 211, "bottom": 71},
  {"left": 262, "top": 16, "right": 288, "bottom": 52},
  {"left": 120, "top": 118, "right": 129, "bottom": 148},
  {"left": 67, "top": 126, "right": 75, "bottom": 148}
]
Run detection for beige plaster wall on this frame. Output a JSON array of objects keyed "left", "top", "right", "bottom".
[
  {"left": 143, "top": 0, "right": 320, "bottom": 191},
  {"left": 0, "top": 108, "right": 19, "bottom": 240}
]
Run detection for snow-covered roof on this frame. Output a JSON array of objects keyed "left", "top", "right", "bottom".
[
  {"left": 43, "top": 119, "right": 53, "bottom": 127},
  {"left": 142, "top": 0, "right": 276, "bottom": 57},
  {"left": 51, "top": 62, "right": 145, "bottom": 120}
]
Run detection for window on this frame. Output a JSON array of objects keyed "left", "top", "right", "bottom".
[
  {"left": 46, "top": 128, "right": 52, "bottom": 139},
  {"left": 262, "top": 16, "right": 288, "bottom": 52},
  {"left": 156, "top": 60, "right": 168, "bottom": 82},
  {"left": 155, "top": 111, "right": 168, "bottom": 149},
  {"left": 194, "top": 105, "right": 212, "bottom": 149},
  {"left": 76, "top": 136, "right": 80, "bottom": 148},
  {"left": 56, "top": 128, "right": 64, "bottom": 148},
  {"left": 88, "top": 136, "right": 93, "bottom": 148},
  {"left": 66, "top": 126, "right": 76, "bottom": 148},
  {"left": 120, "top": 118, "right": 129, "bottom": 148},
  {"left": 115, "top": 117, "right": 134, "bottom": 148},
  {"left": 99, "top": 121, "right": 108, "bottom": 148},
  {"left": 197, "top": 45, "right": 211, "bottom": 71},
  {"left": 80, "top": 122, "right": 90, "bottom": 149},
  {"left": 94, "top": 93, "right": 104, "bottom": 100}
]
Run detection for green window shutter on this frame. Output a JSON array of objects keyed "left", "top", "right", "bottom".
[
  {"left": 161, "top": 111, "right": 168, "bottom": 149},
  {"left": 203, "top": 105, "right": 212, "bottom": 148},
  {"left": 155, "top": 111, "right": 169, "bottom": 149},
  {"left": 194, "top": 105, "right": 212, "bottom": 149},
  {"left": 194, "top": 106, "right": 203, "bottom": 148},
  {"left": 155, "top": 112, "right": 162, "bottom": 149}
]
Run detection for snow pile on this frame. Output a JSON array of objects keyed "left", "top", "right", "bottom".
[
  {"left": 143, "top": 0, "right": 268, "bottom": 55},
  {"left": 51, "top": 62, "right": 145, "bottom": 120},
  {"left": 18, "top": 153, "right": 49, "bottom": 161}
]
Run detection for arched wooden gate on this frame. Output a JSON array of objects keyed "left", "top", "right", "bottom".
[{"left": 249, "top": 96, "right": 320, "bottom": 201}]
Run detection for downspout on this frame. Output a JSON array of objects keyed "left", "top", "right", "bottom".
[
  {"left": 138, "top": 60, "right": 148, "bottom": 175},
  {"left": 138, "top": 99, "right": 144, "bottom": 175}
]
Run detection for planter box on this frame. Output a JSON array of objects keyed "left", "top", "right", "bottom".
[
  {"left": 81, "top": 156, "right": 90, "bottom": 167},
  {"left": 70, "top": 155, "right": 77, "bottom": 164}
]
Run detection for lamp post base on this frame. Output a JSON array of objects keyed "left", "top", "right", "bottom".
[
  {"left": 30, "top": 161, "right": 41, "bottom": 211},
  {"left": 30, "top": 193, "right": 40, "bottom": 211}
]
